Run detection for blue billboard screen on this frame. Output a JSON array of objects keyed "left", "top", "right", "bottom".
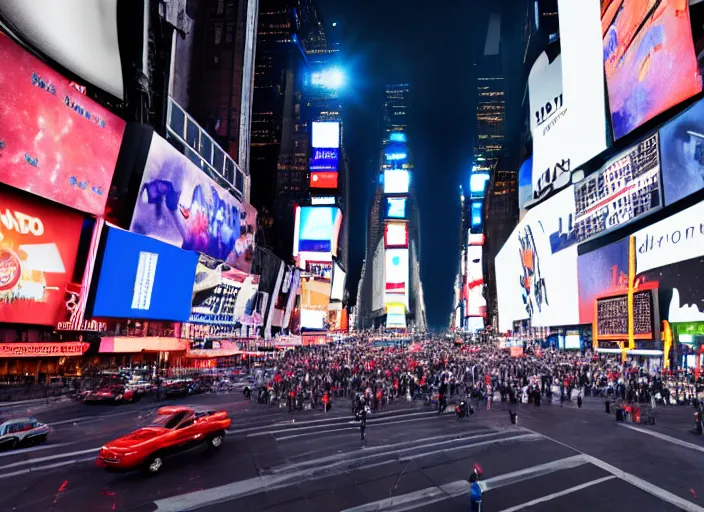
[
  {"left": 309, "top": 148, "right": 339, "bottom": 171},
  {"left": 92, "top": 227, "right": 198, "bottom": 321},
  {"left": 470, "top": 172, "right": 490, "bottom": 196},
  {"left": 471, "top": 201, "right": 483, "bottom": 227},
  {"left": 386, "top": 197, "right": 407, "bottom": 219},
  {"left": 298, "top": 207, "right": 341, "bottom": 253}
]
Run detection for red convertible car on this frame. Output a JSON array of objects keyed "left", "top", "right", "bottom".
[{"left": 96, "top": 406, "right": 231, "bottom": 474}]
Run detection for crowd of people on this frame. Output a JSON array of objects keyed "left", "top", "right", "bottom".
[{"left": 249, "top": 337, "right": 704, "bottom": 415}]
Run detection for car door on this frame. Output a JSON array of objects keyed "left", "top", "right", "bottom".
[{"left": 173, "top": 415, "right": 200, "bottom": 451}]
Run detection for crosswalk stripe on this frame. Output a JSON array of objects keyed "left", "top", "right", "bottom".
[{"left": 497, "top": 476, "right": 616, "bottom": 512}]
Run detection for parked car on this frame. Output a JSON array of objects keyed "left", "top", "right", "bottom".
[
  {"left": 96, "top": 406, "right": 231, "bottom": 474},
  {"left": 84, "top": 383, "right": 142, "bottom": 404},
  {"left": 0, "top": 417, "right": 50, "bottom": 450}
]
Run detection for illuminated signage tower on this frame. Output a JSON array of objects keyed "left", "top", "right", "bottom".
[{"left": 356, "top": 84, "right": 427, "bottom": 331}]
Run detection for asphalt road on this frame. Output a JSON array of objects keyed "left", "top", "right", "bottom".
[{"left": 1, "top": 393, "right": 703, "bottom": 512}]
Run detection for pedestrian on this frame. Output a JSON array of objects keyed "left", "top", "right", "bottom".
[{"left": 360, "top": 404, "right": 368, "bottom": 445}]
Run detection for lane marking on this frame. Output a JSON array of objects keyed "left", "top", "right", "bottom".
[
  {"left": 0, "top": 457, "right": 96, "bottom": 480},
  {"left": 399, "top": 433, "right": 542, "bottom": 462},
  {"left": 619, "top": 424, "right": 704, "bottom": 454},
  {"left": 0, "top": 442, "right": 74, "bottom": 458},
  {"left": 497, "top": 476, "right": 616, "bottom": 512},
  {"left": 153, "top": 432, "right": 542, "bottom": 512},
  {"left": 340, "top": 455, "right": 588, "bottom": 512},
  {"left": 1, "top": 447, "right": 100, "bottom": 471},
  {"left": 275, "top": 427, "right": 359, "bottom": 441},
  {"left": 521, "top": 426, "right": 704, "bottom": 512}
]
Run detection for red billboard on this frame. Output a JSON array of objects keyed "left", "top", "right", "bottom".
[
  {"left": 310, "top": 171, "right": 338, "bottom": 189},
  {"left": 0, "top": 33, "right": 126, "bottom": 216},
  {"left": 0, "top": 191, "right": 83, "bottom": 325}
]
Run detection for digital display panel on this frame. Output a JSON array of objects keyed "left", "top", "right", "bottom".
[
  {"left": 470, "top": 173, "right": 490, "bottom": 196},
  {"left": 300, "top": 276, "right": 331, "bottom": 330},
  {"left": 296, "top": 206, "right": 342, "bottom": 254},
  {"left": 0, "top": 190, "right": 83, "bottom": 325},
  {"left": 383, "top": 170, "right": 410, "bottom": 194},
  {"left": 130, "top": 134, "right": 255, "bottom": 271},
  {"left": 602, "top": 0, "right": 701, "bottom": 140},
  {"left": 310, "top": 172, "right": 338, "bottom": 189},
  {"left": 385, "top": 249, "right": 408, "bottom": 297},
  {"left": 311, "top": 121, "right": 340, "bottom": 149},
  {"left": 386, "top": 313, "right": 406, "bottom": 329},
  {"left": 384, "top": 222, "right": 408, "bottom": 248},
  {"left": 91, "top": 227, "right": 198, "bottom": 321},
  {"left": 471, "top": 201, "right": 483, "bottom": 227},
  {"left": 330, "top": 261, "right": 346, "bottom": 301},
  {"left": 389, "top": 132, "right": 407, "bottom": 143},
  {"left": 596, "top": 290, "right": 654, "bottom": 339},
  {"left": 309, "top": 148, "right": 339, "bottom": 171},
  {"left": 386, "top": 197, "right": 407, "bottom": 219},
  {"left": 0, "top": 33, "right": 126, "bottom": 216}
]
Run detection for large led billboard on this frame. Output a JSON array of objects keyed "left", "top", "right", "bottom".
[
  {"left": 470, "top": 173, "right": 490, "bottom": 197},
  {"left": 309, "top": 148, "right": 339, "bottom": 189},
  {"left": 91, "top": 227, "right": 198, "bottom": 321},
  {"left": 470, "top": 201, "right": 483, "bottom": 229},
  {"left": 386, "top": 313, "right": 407, "bottom": 329},
  {"left": 311, "top": 121, "right": 340, "bottom": 149},
  {"left": 466, "top": 245, "right": 486, "bottom": 317},
  {"left": 495, "top": 187, "right": 580, "bottom": 332},
  {"left": 383, "top": 170, "right": 410, "bottom": 194},
  {"left": 310, "top": 172, "right": 338, "bottom": 189},
  {"left": 372, "top": 239, "right": 385, "bottom": 312},
  {"left": 300, "top": 276, "right": 331, "bottom": 330},
  {"left": 131, "top": 133, "right": 256, "bottom": 271},
  {"left": 293, "top": 206, "right": 342, "bottom": 268},
  {"left": 386, "top": 197, "right": 407, "bottom": 219},
  {"left": 602, "top": 0, "right": 701, "bottom": 140},
  {"left": 330, "top": 260, "right": 346, "bottom": 302},
  {"left": 0, "top": 191, "right": 83, "bottom": 325},
  {"left": 0, "top": 33, "right": 126, "bottom": 216},
  {"left": 384, "top": 222, "right": 409, "bottom": 249},
  {"left": 385, "top": 249, "right": 409, "bottom": 306}
]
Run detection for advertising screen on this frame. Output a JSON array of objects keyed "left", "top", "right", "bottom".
[
  {"left": 471, "top": 201, "right": 483, "bottom": 228},
  {"left": 386, "top": 197, "right": 407, "bottom": 219},
  {"left": 0, "top": 33, "right": 126, "bottom": 216},
  {"left": 466, "top": 245, "right": 486, "bottom": 317},
  {"left": 470, "top": 173, "right": 490, "bottom": 197},
  {"left": 306, "top": 261, "right": 333, "bottom": 279},
  {"left": 595, "top": 290, "right": 655, "bottom": 339},
  {"left": 557, "top": 0, "right": 607, "bottom": 168},
  {"left": 131, "top": 134, "right": 253, "bottom": 269},
  {"left": 385, "top": 249, "right": 409, "bottom": 298},
  {"left": 300, "top": 276, "right": 331, "bottom": 330},
  {"left": 495, "top": 188, "right": 580, "bottom": 331},
  {"left": 518, "top": 157, "right": 533, "bottom": 212},
  {"left": 659, "top": 97, "right": 704, "bottom": 206},
  {"left": 310, "top": 149, "right": 339, "bottom": 171},
  {"left": 602, "top": 0, "right": 701, "bottom": 140},
  {"left": 295, "top": 206, "right": 342, "bottom": 255},
  {"left": 573, "top": 133, "right": 661, "bottom": 244},
  {"left": 577, "top": 238, "right": 629, "bottom": 324},
  {"left": 91, "top": 227, "right": 198, "bottom": 321},
  {"left": 386, "top": 304, "right": 406, "bottom": 315},
  {"left": 386, "top": 313, "right": 406, "bottom": 329},
  {"left": 330, "top": 261, "right": 346, "bottom": 302},
  {"left": 384, "top": 222, "right": 409, "bottom": 248},
  {"left": 372, "top": 239, "right": 385, "bottom": 312},
  {"left": 311, "top": 122, "right": 340, "bottom": 149},
  {"left": 0, "top": 191, "right": 83, "bottom": 325},
  {"left": 191, "top": 254, "right": 257, "bottom": 326},
  {"left": 311, "top": 196, "right": 336, "bottom": 206},
  {"left": 529, "top": 51, "right": 573, "bottom": 204},
  {"left": 467, "top": 317, "right": 485, "bottom": 332},
  {"left": 310, "top": 172, "right": 338, "bottom": 189},
  {"left": 564, "top": 331, "right": 581, "bottom": 350},
  {"left": 383, "top": 170, "right": 410, "bottom": 194}
]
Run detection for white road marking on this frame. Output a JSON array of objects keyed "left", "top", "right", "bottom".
[
  {"left": 50, "top": 417, "right": 103, "bottom": 427},
  {"left": 0, "top": 442, "right": 74, "bottom": 458},
  {"left": 340, "top": 455, "right": 588, "bottom": 512},
  {"left": 1, "top": 447, "right": 100, "bottom": 471},
  {"left": 497, "top": 476, "right": 616, "bottom": 512},
  {"left": 399, "top": 433, "right": 542, "bottom": 462},
  {"left": 521, "top": 426, "right": 704, "bottom": 512},
  {"left": 275, "top": 427, "right": 359, "bottom": 441},
  {"left": 0, "top": 456, "right": 96, "bottom": 480},
  {"left": 152, "top": 431, "right": 522, "bottom": 512},
  {"left": 619, "top": 423, "right": 704, "bottom": 454}
]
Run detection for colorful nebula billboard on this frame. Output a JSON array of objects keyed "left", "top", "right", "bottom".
[
  {"left": 130, "top": 133, "right": 253, "bottom": 271},
  {"left": 91, "top": 227, "right": 198, "bottom": 322},
  {"left": 0, "top": 190, "right": 83, "bottom": 325},
  {"left": 602, "top": 0, "right": 702, "bottom": 140},
  {"left": 0, "top": 33, "right": 126, "bottom": 216},
  {"left": 659, "top": 96, "right": 704, "bottom": 207}
]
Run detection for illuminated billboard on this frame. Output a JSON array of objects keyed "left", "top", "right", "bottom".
[
  {"left": 385, "top": 249, "right": 409, "bottom": 302},
  {"left": 312, "top": 121, "right": 340, "bottom": 149},
  {"left": 383, "top": 170, "right": 410, "bottom": 194},
  {"left": 602, "top": 0, "right": 701, "bottom": 140},
  {"left": 330, "top": 260, "right": 346, "bottom": 302},
  {"left": 386, "top": 197, "right": 407, "bottom": 219},
  {"left": 384, "top": 222, "right": 408, "bottom": 249},
  {"left": 300, "top": 276, "right": 331, "bottom": 330},
  {"left": 470, "top": 201, "right": 483, "bottom": 228},
  {"left": 0, "top": 190, "right": 83, "bottom": 325},
  {"left": 309, "top": 148, "right": 339, "bottom": 171},
  {"left": 466, "top": 245, "right": 486, "bottom": 317},
  {"left": 0, "top": 33, "right": 126, "bottom": 216},
  {"left": 386, "top": 313, "right": 407, "bottom": 329},
  {"left": 293, "top": 206, "right": 342, "bottom": 268},
  {"left": 310, "top": 172, "right": 338, "bottom": 189},
  {"left": 386, "top": 304, "right": 406, "bottom": 315},
  {"left": 470, "top": 173, "right": 490, "bottom": 197}
]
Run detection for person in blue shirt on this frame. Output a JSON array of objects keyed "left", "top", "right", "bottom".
[{"left": 469, "top": 471, "right": 482, "bottom": 511}]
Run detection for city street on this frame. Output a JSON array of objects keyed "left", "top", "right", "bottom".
[{"left": 1, "top": 394, "right": 703, "bottom": 512}]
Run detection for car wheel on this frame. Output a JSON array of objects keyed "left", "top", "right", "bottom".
[
  {"left": 145, "top": 454, "right": 164, "bottom": 475},
  {"left": 207, "top": 432, "right": 225, "bottom": 450}
]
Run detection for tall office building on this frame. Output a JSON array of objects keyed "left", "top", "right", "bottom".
[{"left": 356, "top": 84, "right": 427, "bottom": 331}]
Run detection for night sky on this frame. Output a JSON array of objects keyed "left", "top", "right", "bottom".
[{"left": 317, "top": 1, "right": 486, "bottom": 329}]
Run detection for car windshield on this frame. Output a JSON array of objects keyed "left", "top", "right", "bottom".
[{"left": 150, "top": 411, "right": 190, "bottom": 429}]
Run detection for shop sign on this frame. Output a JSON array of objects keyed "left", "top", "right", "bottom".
[
  {"left": 56, "top": 319, "right": 107, "bottom": 332},
  {"left": 0, "top": 342, "right": 89, "bottom": 357}
]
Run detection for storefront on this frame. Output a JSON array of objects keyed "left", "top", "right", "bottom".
[{"left": 0, "top": 342, "right": 90, "bottom": 383}]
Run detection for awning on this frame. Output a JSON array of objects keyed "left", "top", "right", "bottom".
[{"left": 98, "top": 337, "right": 188, "bottom": 354}]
